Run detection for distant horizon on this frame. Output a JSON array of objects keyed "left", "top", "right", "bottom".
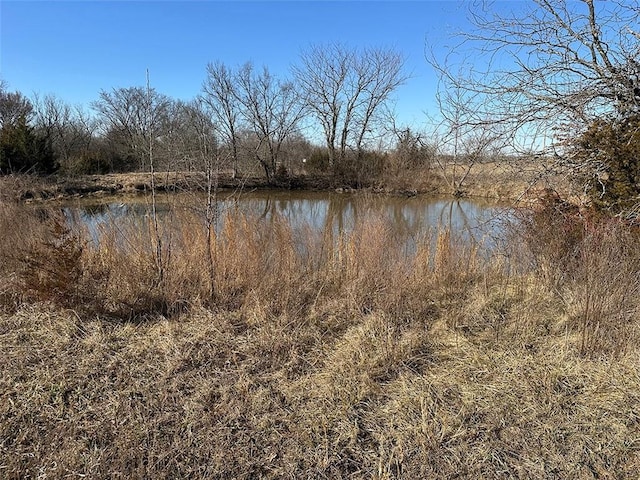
[{"left": 0, "top": 1, "right": 494, "bottom": 130}]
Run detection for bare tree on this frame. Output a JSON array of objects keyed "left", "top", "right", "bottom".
[
  {"left": 294, "top": 43, "right": 407, "bottom": 168},
  {"left": 428, "top": 0, "right": 640, "bottom": 156},
  {"left": 185, "top": 98, "right": 220, "bottom": 296},
  {"left": 32, "top": 94, "right": 98, "bottom": 170},
  {"left": 152, "top": 98, "right": 213, "bottom": 172},
  {"left": 169, "top": 98, "right": 221, "bottom": 180},
  {"left": 235, "top": 62, "right": 307, "bottom": 182},
  {"left": 92, "top": 86, "right": 171, "bottom": 170},
  {"left": 201, "top": 61, "right": 243, "bottom": 178},
  {"left": 154, "top": 99, "right": 187, "bottom": 171},
  {"left": 428, "top": 75, "right": 508, "bottom": 196}
]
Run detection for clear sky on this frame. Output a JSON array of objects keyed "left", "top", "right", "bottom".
[{"left": 1, "top": 1, "right": 478, "bottom": 128}]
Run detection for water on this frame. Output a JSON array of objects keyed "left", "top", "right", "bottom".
[{"left": 60, "top": 191, "right": 514, "bottom": 252}]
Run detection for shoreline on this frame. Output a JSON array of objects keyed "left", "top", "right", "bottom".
[{"left": 0, "top": 169, "right": 552, "bottom": 205}]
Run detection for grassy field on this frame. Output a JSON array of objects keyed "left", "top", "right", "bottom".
[{"left": 1, "top": 185, "right": 639, "bottom": 478}]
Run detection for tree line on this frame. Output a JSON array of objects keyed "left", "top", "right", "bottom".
[
  {"left": 0, "top": 43, "right": 414, "bottom": 187},
  {"left": 2, "top": 1, "right": 640, "bottom": 214}
]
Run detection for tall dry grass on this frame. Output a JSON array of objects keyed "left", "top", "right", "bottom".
[
  {"left": 2, "top": 195, "right": 640, "bottom": 478},
  {"left": 2, "top": 200, "right": 464, "bottom": 323}
]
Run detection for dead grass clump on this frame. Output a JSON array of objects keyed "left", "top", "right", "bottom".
[
  {"left": 278, "top": 305, "right": 640, "bottom": 478},
  {"left": 455, "top": 259, "right": 564, "bottom": 351},
  {"left": 560, "top": 220, "right": 640, "bottom": 356},
  {"left": 0, "top": 174, "right": 59, "bottom": 202},
  {"left": 359, "top": 347, "right": 640, "bottom": 478},
  {"left": 0, "top": 202, "right": 29, "bottom": 309},
  {"left": 4, "top": 293, "right": 640, "bottom": 478},
  {"left": 1, "top": 198, "right": 484, "bottom": 324},
  {"left": 281, "top": 311, "right": 436, "bottom": 476},
  {"left": 79, "top": 219, "right": 172, "bottom": 317},
  {"left": 431, "top": 228, "right": 481, "bottom": 299},
  {"left": 321, "top": 218, "right": 412, "bottom": 315}
]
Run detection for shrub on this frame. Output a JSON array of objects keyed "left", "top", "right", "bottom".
[
  {"left": 334, "top": 150, "right": 386, "bottom": 188},
  {"left": 306, "top": 147, "right": 330, "bottom": 173},
  {"left": 18, "top": 211, "right": 85, "bottom": 307},
  {"left": 569, "top": 114, "right": 640, "bottom": 214},
  {"left": 0, "top": 118, "right": 57, "bottom": 174},
  {"left": 515, "top": 195, "right": 640, "bottom": 355}
]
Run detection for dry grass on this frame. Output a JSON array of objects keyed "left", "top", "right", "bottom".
[
  {"left": 2, "top": 195, "right": 640, "bottom": 478},
  {"left": 0, "top": 160, "right": 554, "bottom": 206}
]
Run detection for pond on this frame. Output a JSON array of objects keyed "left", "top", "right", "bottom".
[{"left": 60, "top": 190, "right": 515, "bottom": 254}]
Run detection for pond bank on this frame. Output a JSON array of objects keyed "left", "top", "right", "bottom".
[
  {"left": 0, "top": 168, "right": 557, "bottom": 205},
  {"left": 1, "top": 172, "right": 308, "bottom": 202}
]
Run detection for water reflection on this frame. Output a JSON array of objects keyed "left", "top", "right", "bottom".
[{"left": 62, "top": 191, "right": 513, "bottom": 253}]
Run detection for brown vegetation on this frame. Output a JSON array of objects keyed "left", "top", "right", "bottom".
[
  {"left": 0, "top": 153, "right": 554, "bottom": 207},
  {"left": 1, "top": 190, "right": 640, "bottom": 478},
  {"left": 0, "top": 172, "right": 291, "bottom": 203}
]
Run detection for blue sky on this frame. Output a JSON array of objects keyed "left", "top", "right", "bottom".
[{"left": 1, "top": 1, "right": 479, "bottom": 128}]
